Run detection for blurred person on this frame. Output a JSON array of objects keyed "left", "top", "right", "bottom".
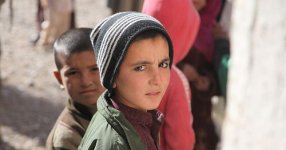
[
  {"left": 0, "top": 0, "right": 4, "bottom": 8},
  {"left": 0, "top": 0, "right": 4, "bottom": 140},
  {"left": 216, "top": 0, "right": 227, "bottom": 22},
  {"left": 107, "top": 0, "right": 144, "bottom": 14},
  {"left": 0, "top": 1, "right": 3, "bottom": 89},
  {"left": 79, "top": 12, "right": 173, "bottom": 150},
  {"left": 30, "top": 0, "right": 44, "bottom": 44},
  {"left": 178, "top": 0, "right": 222, "bottom": 149},
  {"left": 213, "top": 0, "right": 232, "bottom": 99},
  {"left": 0, "top": 0, "right": 2, "bottom": 88},
  {"left": 0, "top": 40, "right": 1, "bottom": 88},
  {"left": 33, "top": 0, "right": 75, "bottom": 46},
  {"left": 213, "top": 23, "right": 230, "bottom": 99},
  {"left": 0, "top": 0, "right": 12, "bottom": 87},
  {"left": 142, "top": 0, "right": 200, "bottom": 149},
  {"left": 46, "top": 28, "right": 105, "bottom": 150}
]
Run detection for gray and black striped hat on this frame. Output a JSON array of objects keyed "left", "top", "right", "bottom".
[{"left": 90, "top": 12, "right": 173, "bottom": 91}]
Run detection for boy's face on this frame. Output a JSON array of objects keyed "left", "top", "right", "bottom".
[
  {"left": 54, "top": 50, "right": 105, "bottom": 106},
  {"left": 113, "top": 35, "right": 171, "bottom": 111}
]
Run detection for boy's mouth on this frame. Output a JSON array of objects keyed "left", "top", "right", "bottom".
[
  {"left": 146, "top": 91, "right": 161, "bottom": 96},
  {"left": 80, "top": 89, "right": 97, "bottom": 94}
]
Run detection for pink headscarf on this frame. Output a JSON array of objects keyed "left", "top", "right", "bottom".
[
  {"left": 194, "top": 0, "right": 221, "bottom": 62},
  {"left": 142, "top": 1, "right": 200, "bottom": 149},
  {"left": 142, "top": 0, "right": 200, "bottom": 64}
]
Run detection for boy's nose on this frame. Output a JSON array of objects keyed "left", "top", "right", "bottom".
[
  {"left": 81, "top": 73, "right": 93, "bottom": 87},
  {"left": 149, "top": 69, "right": 162, "bottom": 85}
]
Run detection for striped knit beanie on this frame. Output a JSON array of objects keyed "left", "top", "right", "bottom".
[{"left": 90, "top": 12, "right": 173, "bottom": 91}]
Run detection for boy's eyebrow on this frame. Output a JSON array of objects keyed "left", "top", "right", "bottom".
[
  {"left": 88, "top": 64, "right": 99, "bottom": 69},
  {"left": 131, "top": 57, "right": 170, "bottom": 66},
  {"left": 65, "top": 64, "right": 98, "bottom": 70},
  {"left": 160, "top": 57, "right": 170, "bottom": 63},
  {"left": 64, "top": 67, "right": 77, "bottom": 71},
  {"left": 89, "top": 64, "right": 98, "bottom": 67},
  {"left": 131, "top": 61, "right": 151, "bottom": 66}
]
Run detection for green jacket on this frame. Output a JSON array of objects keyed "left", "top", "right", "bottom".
[
  {"left": 46, "top": 99, "right": 96, "bottom": 150},
  {"left": 79, "top": 92, "right": 147, "bottom": 150}
]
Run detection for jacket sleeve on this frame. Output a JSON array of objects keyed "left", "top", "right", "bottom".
[{"left": 158, "top": 66, "right": 195, "bottom": 150}]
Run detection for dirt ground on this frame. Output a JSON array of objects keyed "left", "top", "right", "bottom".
[
  {"left": 0, "top": 1, "right": 227, "bottom": 149},
  {"left": 0, "top": 0, "right": 111, "bottom": 149}
]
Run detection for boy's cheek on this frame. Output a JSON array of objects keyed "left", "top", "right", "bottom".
[{"left": 162, "top": 70, "right": 171, "bottom": 83}]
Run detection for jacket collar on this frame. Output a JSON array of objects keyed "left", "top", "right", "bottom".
[
  {"left": 97, "top": 91, "right": 147, "bottom": 150},
  {"left": 67, "top": 99, "right": 97, "bottom": 121}
]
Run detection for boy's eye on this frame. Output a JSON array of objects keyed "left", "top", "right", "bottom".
[
  {"left": 134, "top": 65, "right": 146, "bottom": 71},
  {"left": 66, "top": 70, "right": 78, "bottom": 76},
  {"left": 159, "top": 62, "right": 170, "bottom": 68},
  {"left": 91, "top": 66, "right": 99, "bottom": 72}
]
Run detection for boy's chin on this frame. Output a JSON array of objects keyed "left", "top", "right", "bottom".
[
  {"left": 146, "top": 103, "right": 161, "bottom": 111},
  {"left": 75, "top": 97, "right": 98, "bottom": 106}
]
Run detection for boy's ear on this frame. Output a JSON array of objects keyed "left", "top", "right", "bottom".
[
  {"left": 53, "top": 70, "right": 63, "bottom": 85},
  {"left": 112, "top": 82, "right": 116, "bottom": 88}
]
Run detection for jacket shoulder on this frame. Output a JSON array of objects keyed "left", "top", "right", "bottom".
[{"left": 79, "top": 112, "right": 129, "bottom": 150}]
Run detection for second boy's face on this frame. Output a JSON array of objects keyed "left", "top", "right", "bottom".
[
  {"left": 113, "top": 35, "right": 171, "bottom": 111},
  {"left": 54, "top": 50, "right": 105, "bottom": 106}
]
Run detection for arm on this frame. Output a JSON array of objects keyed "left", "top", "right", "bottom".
[{"left": 48, "top": 122, "right": 82, "bottom": 150}]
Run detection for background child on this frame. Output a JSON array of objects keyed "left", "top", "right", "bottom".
[
  {"left": 79, "top": 12, "right": 173, "bottom": 150},
  {"left": 46, "top": 28, "right": 105, "bottom": 150},
  {"left": 178, "top": 0, "right": 222, "bottom": 149},
  {"left": 142, "top": 0, "right": 200, "bottom": 149}
]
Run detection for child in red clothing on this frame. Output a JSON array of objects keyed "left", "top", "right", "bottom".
[
  {"left": 178, "top": 0, "right": 222, "bottom": 149},
  {"left": 142, "top": 0, "right": 200, "bottom": 149}
]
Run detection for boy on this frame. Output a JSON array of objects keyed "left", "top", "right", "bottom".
[
  {"left": 46, "top": 28, "right": 105, "bottom": 150},
  {"left": 79, "top": 12, "right": 173, "bottom": 150}
]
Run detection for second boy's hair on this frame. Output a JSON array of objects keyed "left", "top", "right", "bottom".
[{"left": 53, "top": 28, "right": 93, "bottom": 70}]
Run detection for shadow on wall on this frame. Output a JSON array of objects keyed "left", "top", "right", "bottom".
[{"left": 0, "top": 84, "right": 64, "bottom": 149}]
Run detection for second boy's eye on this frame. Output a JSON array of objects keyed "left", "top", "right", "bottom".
[
  {"left": 65, "top": 70, "right": 78, "bottom": 76},
  {"left": 134, "top": 65, "right": 146, "bottom": 72}
]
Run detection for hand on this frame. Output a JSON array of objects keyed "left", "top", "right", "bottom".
[
  {"left": 194, "top": 76, "right": 210, "bottom": 91},
  {"left": 213, "top": 23, "right": 228, "bottom": 40},
  {"left": 181, "top": 63, "right": 200, "bottom": 82},
  {"left": 40, "top": 0, "right": 48, "bottom": 8}
]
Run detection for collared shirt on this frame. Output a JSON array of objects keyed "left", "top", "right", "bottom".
[{"left": 46, "top": 99, "right": 96, "bottom": 150}]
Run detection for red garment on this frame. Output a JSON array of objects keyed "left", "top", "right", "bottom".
[
  {"left": 194, "top": 0, "right": 221, "bottom": 62},
  {"left": 142, "top": 0, "right": 200, "bottom": 149},
  {"left": 142, "top": 0, "right": 200, "bottom": 64},
  {"left": 159, "top": 66, "right": 195, "bottom": 150}
]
